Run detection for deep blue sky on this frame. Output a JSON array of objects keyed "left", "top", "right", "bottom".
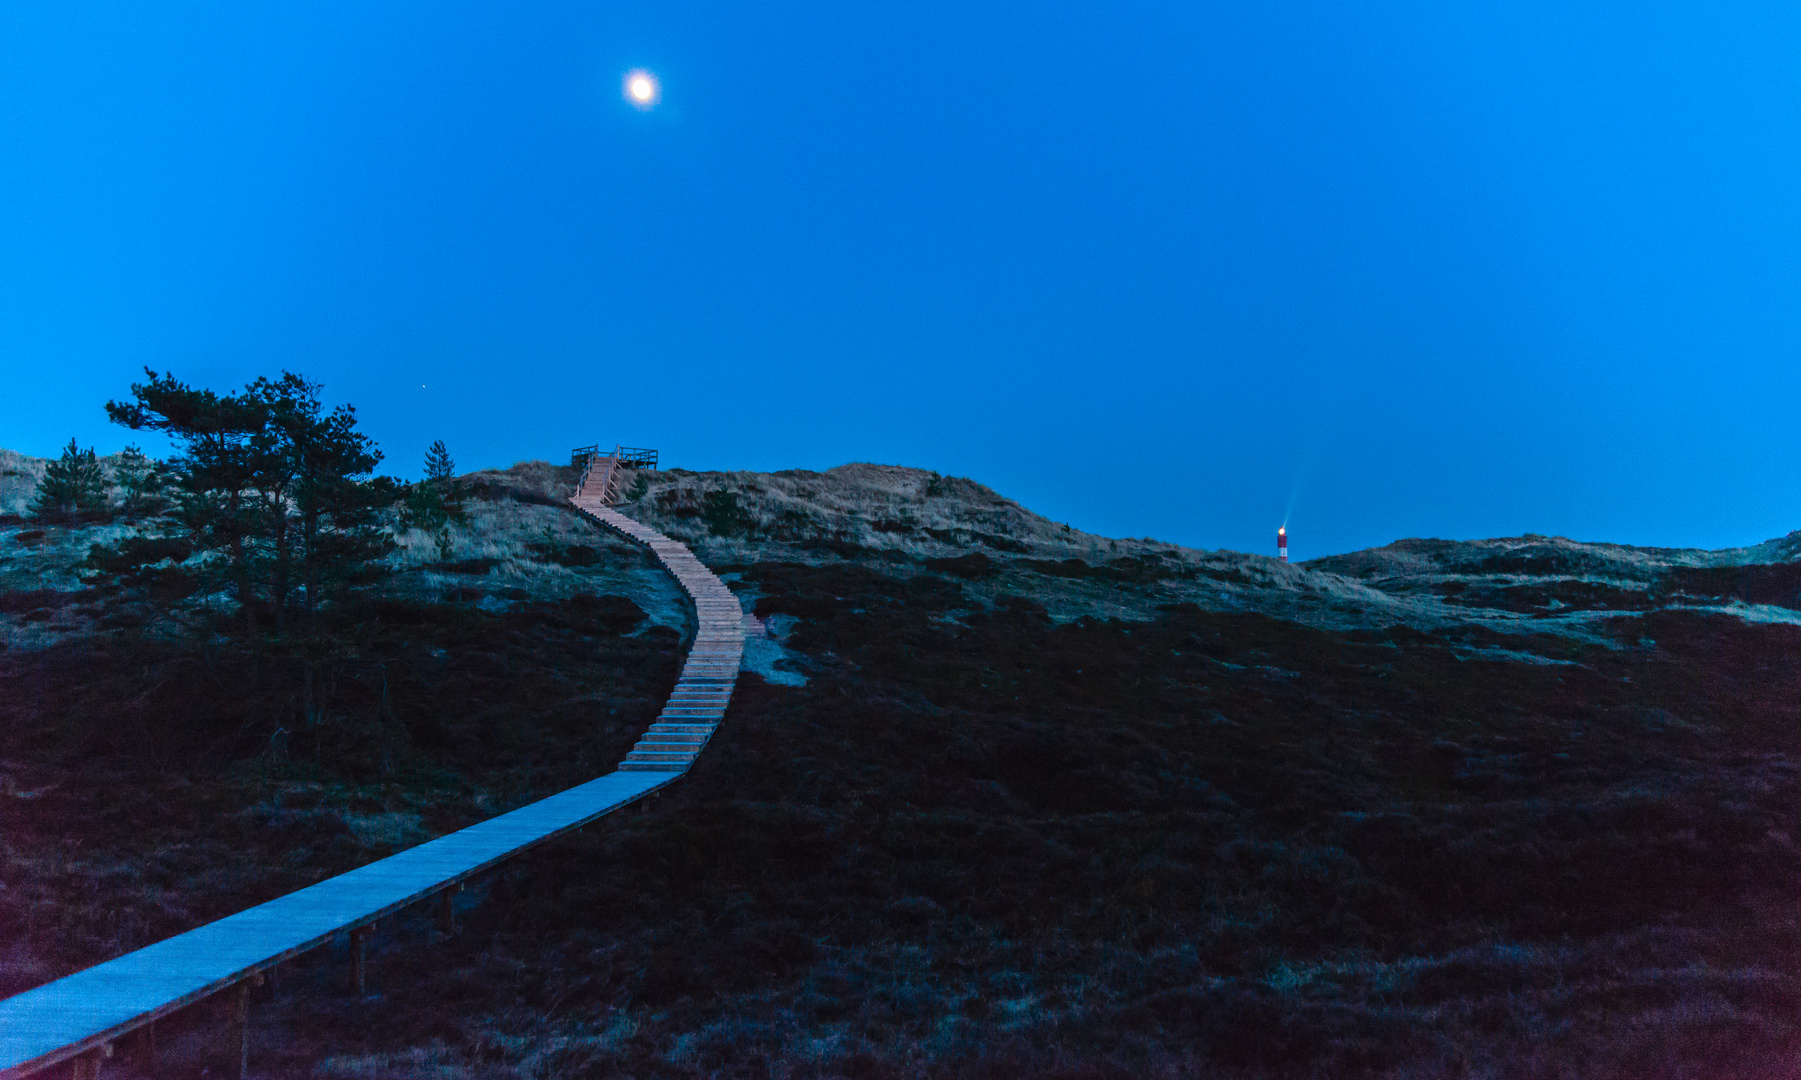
[{"left": 4, "top": 2, "right": 1800, "bottom": 558}]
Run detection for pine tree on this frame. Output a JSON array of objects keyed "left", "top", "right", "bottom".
[
  {"left": 424, "top": 440, "right": 455, "bottom": 483},
  {"left": 286, "top": 395, "right": 396, "bottom": 622},
  {"left": 103, "top": 371, "right": 272, "bottom": 621},
  {"left": 98, "top": 368, "right": 396, "bottom": 629},
  {"left": 111, "top": 444, "right": 161, "bottom": 515},
  {"left": 404, "top": 440, "right": 467, "bottom": 557},
  {"left": 30, "top": 439, "right": 109, "bottom": 521}
]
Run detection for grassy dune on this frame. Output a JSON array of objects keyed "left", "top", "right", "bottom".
[{"left": 3, "top": 456, "right": 1799, "bottom": 1077}]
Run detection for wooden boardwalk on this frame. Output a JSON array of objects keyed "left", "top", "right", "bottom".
[{"left": 0, "top": 462, "right": 744, "bottom": 1078}]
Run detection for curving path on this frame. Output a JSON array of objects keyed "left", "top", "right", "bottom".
[{"left": 0, "top": 459, "right": 743, "bottom": 1078}]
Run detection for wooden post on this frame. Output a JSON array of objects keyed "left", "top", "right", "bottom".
[
  {"left": 67, "top": 1046, "right": 105, "bottom": 1080},
  {"left": 137, "top": 1022, "right": 156, "bottom": 1072},
  {"left": 350, "top": 926, "right": 373, "bottom": 995},
  {"left": 436, "top": 883, "right": 462, "bottom": 935},
  {"left": 236, "top": 980, "right": 251, "bottom": 1080}
]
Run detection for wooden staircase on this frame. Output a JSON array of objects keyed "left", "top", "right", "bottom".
[
  {"left": 575, "top": 447, "right": 629, "bottom": 507},
  {"left": 570, "top": 467, "right": 744, "bottom": 772}
]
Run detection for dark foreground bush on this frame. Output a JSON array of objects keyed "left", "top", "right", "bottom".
[{"left": 8, "top": 561, "right": 1801, "bottom": 1077}]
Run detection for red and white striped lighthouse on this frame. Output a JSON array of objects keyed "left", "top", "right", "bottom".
[{"left": 1278, "top": 526, "right": 1288, "bottom": 563}]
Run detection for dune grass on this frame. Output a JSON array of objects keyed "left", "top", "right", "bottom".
[{"left": 4, "top": 455, "right": 1801, "bottom": 1076}]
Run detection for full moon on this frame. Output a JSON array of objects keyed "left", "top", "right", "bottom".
[{"left": 624, "top": 71, "right": 659, "bottom": 109}]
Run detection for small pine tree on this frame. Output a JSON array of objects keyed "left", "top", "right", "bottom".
[
  {"left": 112, "top": 444, "right": 161, "bottom": 515},
  {"left": 30, "top": 439, "right": 109, "bottom": 521},
  {"left": 424, "top": 440, "right": 455, "bottom": 483},
  {"left": 404, "top": 439, "right": 467, "bottom": 552}
]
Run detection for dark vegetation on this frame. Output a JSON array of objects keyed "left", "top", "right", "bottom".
[
  {"left": 92, "top": 369, "right": 396, "bottom": 632},
  {"left": 35, "top": 557, "right": 1782, "bottom": 1078},
  {"left": 0, "top": 588, "right": 678, "bottom": 998},
  {"left": 27, "top": 438, "right": 111, "bottom": 522},
  {"left": 400, "top": 439, "right": 470, "bottom": 561},
  {"left": 1013, "top": 553, "right": 1195, "bottom": 584},
  {"left": 701, "top": 489, "right": 757, "bottom": 538},
  {"left": 1660, "top": 562, "right": 1801, "bottom": 608},
  {"left": 7, "top": 429, "right": 1801, "bottom": 1075},
  {"left": 1426, "top": 564, "right": 1801, "bottom": 615}
]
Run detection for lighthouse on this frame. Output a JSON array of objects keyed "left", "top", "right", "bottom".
[{"left": 1278, "top": 526, "right": 1288, "bottom": 563}]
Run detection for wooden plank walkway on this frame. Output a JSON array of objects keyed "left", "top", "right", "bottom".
[
  {"left": 0, "top": 470, "right": 744, "bottom": 1078},
  {"left": 568, "top": 493, "right": 744, "bottom": 772}
]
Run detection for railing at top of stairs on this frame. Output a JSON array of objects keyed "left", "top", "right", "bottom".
[
  {"left": 572, "top": 445, "right": 657, "bottom": 473},
  {"left": 574, "top": 443, "right": 655, "bottom": 508}
]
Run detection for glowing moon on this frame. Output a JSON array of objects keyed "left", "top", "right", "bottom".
[{"left": 624, "top": 70, "right": 659, "bottom": 109}]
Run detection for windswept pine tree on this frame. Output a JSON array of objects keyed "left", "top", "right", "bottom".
[
  {"left": 29, "top": 438, "right": 109, "bottom": 522},
  {"left": 92, "top": 368, "right": 397, "bottom": 630}
]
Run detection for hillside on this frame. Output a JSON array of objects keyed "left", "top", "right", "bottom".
[
  {"left": 3, "top": 455, "right": 1800, "bottom": 1078},
  {"left": 616, "top": 461, "right": 1801, "bottom": 645}
]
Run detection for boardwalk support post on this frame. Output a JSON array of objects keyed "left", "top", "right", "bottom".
[
  {"left": 436, "top": 884, "right": 462, "bottom": 935},
  {"left": 350, "top": 926, "right": 373, "bottom": 996},
  {"left": 136, "top": 1023, "right": 154, "bottom": 1072},
  {"left": 66, "top": 1044, "right": 108, "bottom": 1080},
  {"left": 234, "top": 977, "right": 260, "bottom": 1080}
]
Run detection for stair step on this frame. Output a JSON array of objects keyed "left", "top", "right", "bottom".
[{"left": 575, "top": 499, "right": 744, "bottom": 777}]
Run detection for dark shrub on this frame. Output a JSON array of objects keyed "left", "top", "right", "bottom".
[
  {"left": 565, "top": 592, "right": 648, "bottom": 634},
  {"left": 526, "top": 542, "right": 602, "bottom": 567},
  {"left": 701, "top": 489, "right": 756, "bottom": 538},
  {"left": 439, "top": 558, "right": 501, "bottom": 575},
  {"left": 925, "top": 552, "right": 997, "bottom": 579}
]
